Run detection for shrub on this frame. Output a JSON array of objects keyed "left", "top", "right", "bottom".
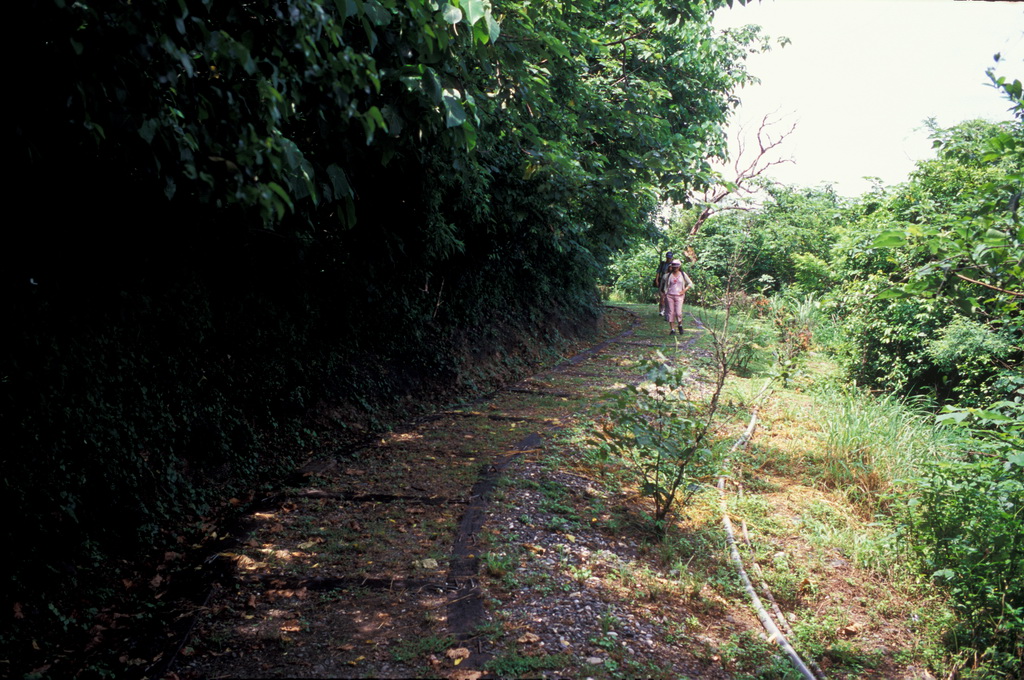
[
  {"left": 927, "top": 316, "right": 1018, "bottom": 407},
  {"left": 595, "top": 353, "right": 722, "bottom": 528},
  {"left": 906, "top": 456, "right": 1023, "bottom": 676},
  {"left": 900, "top": 401, "right": 1024, "bottom": 677},
  {"left": 607, "top": 242, "right": 664, "bottom": 303},
  {"left": 831, "top": 275, "right": 953, "bottom": 399}
]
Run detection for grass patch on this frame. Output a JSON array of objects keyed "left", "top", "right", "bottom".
[
  {"left": 484, "top": 651, "right": 572, "bottom": 676},
  {"left": 719, "top": 630, "right": 796, "bottom": 679},
  {"left": 815, "top": 389, "right": 962, "bottom": 511},
  {"left": 391, "top": 634, "right": 456, "bottom": 664}
]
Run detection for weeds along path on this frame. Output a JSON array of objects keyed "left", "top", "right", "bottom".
[{"left": 171, "top": 304, "right": 939, "bottom": 680}]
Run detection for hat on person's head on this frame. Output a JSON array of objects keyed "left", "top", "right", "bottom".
[
  {"left": 671, "top": 259, "right": 681, "bottom": 266},
  {"left": 666, "top": 251, "right": 674, "bottom": 258}
]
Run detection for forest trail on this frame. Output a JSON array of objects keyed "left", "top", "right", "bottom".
[{"left": 168, "top": 304, "right": 939, "bottom": 680}]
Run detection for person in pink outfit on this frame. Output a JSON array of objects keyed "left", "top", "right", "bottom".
[{"left": 660, "top": 259, "right": 693, "bottom": 335}]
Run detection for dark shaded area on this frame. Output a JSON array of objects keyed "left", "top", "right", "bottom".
[
  {"left": 2, "top": 6, "right": 602, "bottom": 677},
  {"left": 2, "top": 231, "right": 600, "bottom": 677},
  {"left": 2, "top": 0, "right": 753, "bottom": 672},
  {"left": 443, "top": 431, "right": 545, "bottom": 672}
]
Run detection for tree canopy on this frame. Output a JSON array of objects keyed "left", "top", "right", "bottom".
[{"left": 11, "top": 0, "right": 764, "bottom": 281}]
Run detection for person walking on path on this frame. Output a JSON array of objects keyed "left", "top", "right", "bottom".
[
  {"left": 660, "top": 259, "right": 693, "bottom": 335},
  {"left": 654, "top": 251, "right": 674, "bottom": 317}
]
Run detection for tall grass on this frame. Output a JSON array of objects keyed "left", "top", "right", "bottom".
[{"left": 816, "top": 390, "right": 962, "bottom": 511}]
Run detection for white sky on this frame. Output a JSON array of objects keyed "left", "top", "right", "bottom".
[{"left": 713, "top": 0, "right": 1024, "bottom": 196}]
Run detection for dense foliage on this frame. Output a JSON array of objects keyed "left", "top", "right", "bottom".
[
  {"left": 607, "top": 76, "right": 1023, "bottom": 675},
  {"left": 610, "top": 118, "right": 1021, "bottom": 405},
  {"left": 906, "top": 438, "right": 1023, "bottom": 677},
  {"left": 839, "top": 114, "right": 1022, "bottom": 407},
  {"left": 605, "top": 184, "right": 851, "bottom": 306},
  {"left": 4, "top": 0, "right": 764, "bottom": 675}
]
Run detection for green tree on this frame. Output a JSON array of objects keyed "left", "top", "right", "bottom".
[
  {"left": 829, "top": 115, "right": 1021, "bottom": 404},
  {"left": 831, "top": 77, "right": 1024, "bottom": 669},
  {"left": 873, "top": 115, "right": 1022, "bottom": 330},
  {"left": 674, "top": 184, "right": 850, "bottom": 299}
]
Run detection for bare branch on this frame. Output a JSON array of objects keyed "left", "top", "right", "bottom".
[
  {"left": 953, "top": 272, "right": 1024, "bottom": 297},
  {"left": 687, "top": 110, "right": 797, "bottom": 240}
]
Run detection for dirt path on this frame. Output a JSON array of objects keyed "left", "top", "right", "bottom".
[{"left": 169, "top": 305, "right": 937, "bottom": 680}]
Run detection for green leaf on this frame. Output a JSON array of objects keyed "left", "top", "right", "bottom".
[
  {"left": 327, "top": 163, "right": 352, "bottom": 197},
  {"left": 463, "top": 0, "right": 485, "bottom": 26},
  {"left": 442, "top": 4, "right": 462, "bottom": 24},
  {"left": 442, "top": 89, "right": 466, "bottom": 128},
  {"left": 872, "top": 231, "right": 906, "bottom": 248},
  {"left": 423, "top": 68, "right": 442, "bottom": 104},
  {"left": 545, "top": 35, "right": 570, "bottom": 59},
  {"left": 875, "top": 288, "right": 906, "bottom": 300},
  {"left": 937, "top": 408, "right": 970, "bottom": 424},
  {"left": 366, "top": 106, "right": 387, "bottom": 131},
  {"left": 973, "top": 410, "right": 1013, "bottom": 423},
  {"left": 364, "top": 0, "right": 390, "bottom": 26},
  {"left": 295, "top": 158, "right": 318, "bottom": 204},
  {"left": 266, "top": 182, "right": 294, "bottom": 212},
  {"left": 139, "top": 118, "right": 160, "bottom": 144},
  {"left": 472, "top": 20, "right": 490, "bottom": 44},
  {"left": 461, "top": 120, "right": 478, "bottom": 151},
  {"left": 485, "top": 12, "right": 500, "bottom": 42},
  {"left": 263, "top": 85, "right": 284, "bottom": 103}
]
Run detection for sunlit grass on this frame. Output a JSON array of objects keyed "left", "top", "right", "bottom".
[
  {"left": 815, "top": 390, "right": 962, "bottom": 512},
  {"left": 556, "top": 303, "right": 966, "bottom": 676},
  {"left": 723, "top": 346, "right": 962, "bottom": 516}
]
